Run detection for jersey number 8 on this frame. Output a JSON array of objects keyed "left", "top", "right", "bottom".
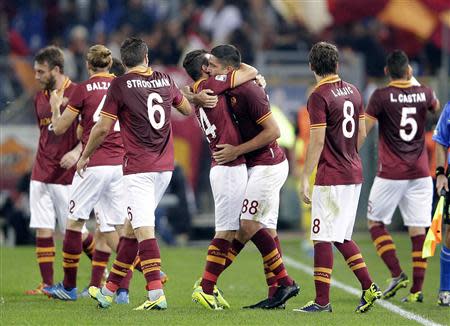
[{"left": 342, "top": 100, "right": 355, "bottom": 138}]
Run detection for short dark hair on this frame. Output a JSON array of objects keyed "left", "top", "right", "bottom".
[
  {"left": 120, "top": 37, "right": 148, "bottom": 68},
  {"left": 183, "top": 50, "right": 208, "bottom": 81},
  {"left": 308, "top": 42, "right": 339, "bottom": 76},
  {"left": 386, "top": 50, "right": 409, "bottom": 79},
  {"left": 35, "top": 46, "right": 65, "bottom": 73},
  {"left": 110, "top": 57, "right": 126, "bottom": 76},
  {"left": 210, "top": 44, "right": 241, "bottom": 69}
]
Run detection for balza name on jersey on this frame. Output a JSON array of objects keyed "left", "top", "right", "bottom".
[
  {"left": 87, "top": 81, "right": 110, "bottom": 92},
  {"left": 126, "top": 78, "right": 170, "bottom": 89},
  {"left": 390, "top": 92, "right": 426, "bottom": 103}
]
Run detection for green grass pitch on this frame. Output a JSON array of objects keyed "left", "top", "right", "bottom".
[{"left": 1, "top": 233, "right": 448, "bottom": 325}]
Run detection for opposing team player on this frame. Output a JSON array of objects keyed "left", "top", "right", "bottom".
[
  {"left": 365, "top": 50, "right": 439, "bottom": 303},
  {"left": 182, "top": 49, "right": 258, "bottom": 309},
  {"left": 433, "top": 100, "right": 450, "bottom": 307},
  {"left": 81, "top": 37, "right": 192, "bottom": 310},
  {"left": 27, "top": 46, "right": 95, "bottom": 295},
  {"left": 203, "top": 45, "right": 299, "bottom": 309},
  {"left": 42, "top": 45, "right": 127, "bottom": 301},
  {"left": 296, "top": 42, "right": 381, "bottom": 313}
]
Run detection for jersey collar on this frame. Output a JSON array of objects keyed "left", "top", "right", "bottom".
[
  {"left": 314, "top": 74, "right": 341, "bottom": 90},
  {"left": 90, "top": 72, "right": 115, "bottom": 79},
  {"left": 127, "top": 67, "right": 153, "bottom": 76},
  {"left": 193, "top": 78, "right": 207, "bottom": 93},
  {"left": 388, "top": 80, "right": 413, "bottom": 88}
]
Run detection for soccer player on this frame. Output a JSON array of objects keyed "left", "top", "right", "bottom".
[
  {"left": 81, "top": 37, "right": 192, "bottom": 310},
  {"left": 430, "top": 101, "right": 450, "bottom": 307},
  {"left": 182, "top": 49, "right": 258, "bottom": 309},
  {"left": 204, "top": 44, "right": 299, "bottom": 309},
  {"left": 296, "top": 42, "right": 381, "bottom": 313},
  {"left": 41, "top": 45, "right": 127, "bottom": 301},
  {"left": 365, "top": 50, "right": 439, "bottom": 303},
  {"left": 27, "top": 46, "right": 95, "bottom": 295}
]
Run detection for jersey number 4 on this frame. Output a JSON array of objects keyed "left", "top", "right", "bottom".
[
  {"left": 199, "top": 107, "right": 217, "bottom": 142},
  {"left": 93, "top": 95, "right": 120, "bottom": 131}
]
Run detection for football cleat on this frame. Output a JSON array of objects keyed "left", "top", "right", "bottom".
[
  {"left": 356, "top": 283, "right": 382, "bottom": 313},
  {"left": 293, "top": 300, "right": 332, "bottom": 313},
  {"left": 79, "top": 287, "right": 90, "bottom": 298},
  {"left": 115, "top": 288, "right": 129, "bottom": 304},
  {"left": 263, "top": 282, "right": 300, "bottom": 309},
  {"left": 88, "top": 286, "right": 113, "bottom": 309},
  {"left": 47, "top": 282, "right": 77, "bottom": 301},
  {"left": 192, "top": 287, "right": 222, "bottom": 310},
  {"left": 243, "top": 297, "right": 285, "bottom": 309},
  {"left": 25, "top": 283, "right": 49, "bottom": 295},
  {"left": 134, "top": 295, "right": 167, "bottom": 310},
  {"left": 383, "top": 272, "right": 409, "bottom": 299},
  {"left": 213, "top": 287, "right": 230, "bottom": 309},
  {"left": 401, "top": 291, "right": 423, "bottom": 303},
  {"left": 438, "top": 291, "right": 450, "bottom": 306}
]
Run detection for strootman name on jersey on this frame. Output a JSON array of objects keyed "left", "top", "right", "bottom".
[{"left": 126, "top": 78, "right": 170, "bottom": 89}]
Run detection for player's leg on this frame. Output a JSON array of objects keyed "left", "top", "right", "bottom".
[
  {"left": 439, "top": 224, "right": 450, "bottom": 306},
  {"left": 367, "top": 177, "right": 407, "bottom": 299},
  {"left": 399, "top": 177, "right": 432, "bottom": 302},
  {"left": 27, "top": 181, "right": 56, "bottom": 294}
]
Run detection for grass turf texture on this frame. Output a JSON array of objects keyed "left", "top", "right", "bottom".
[{"left": 1, "top": 233, "right": 447, "bottom": 325}]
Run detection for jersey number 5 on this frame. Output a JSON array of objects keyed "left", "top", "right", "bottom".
[
  {"left": 342, "top": 100, "right": 355, "bottom": 138},
  {"left": 399, "top": 107, "right": 417, "bottom": 141},
  {"left": 93, "top": 95, "right": 120, "bottom": 131}
]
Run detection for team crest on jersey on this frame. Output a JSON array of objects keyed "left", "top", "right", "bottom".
[{"left": 215, "top": 74, "right": 227, "bottom": 82}]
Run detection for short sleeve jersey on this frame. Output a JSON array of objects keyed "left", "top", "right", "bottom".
[
  {"left": 308, "top": 75, "right": 364, "bottom": 186},
  {"left": 433, "top": 101, "right": 450, "bottom": 163},
  {"left": 100, "top": 67, "right": 185, "bottom": 175},
  {"left": 227, "top": 80, "right": 286, "bottom": 167},
  {"left": 366, "top": 80, "right": 438, "bottom": 179},
  {"left": 192, "top": 72, "right": 245, "bottom": 167},
  {"left": 31, "top": 78, "right": 78, "bottom": 184},
  {"left": 66, "top": 72, "right": 124, "bottom": 167}
]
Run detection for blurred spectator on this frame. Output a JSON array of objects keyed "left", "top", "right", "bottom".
[{"left": 63, "top": 25, "right": 89, "bottom": 81}]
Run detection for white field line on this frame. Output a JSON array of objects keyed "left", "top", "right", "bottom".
[{"left": 283, "top": 255, "right": 444, "bottom": 326}]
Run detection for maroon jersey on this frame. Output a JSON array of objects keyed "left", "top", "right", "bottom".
[
  {"left": 308, "top": 75, "right": 364, "bottom": 186},
  {"left": 66, "top": 72, "right": 124, "bottom": 167},
  {"left": 31, "top": 78, "right": 78, "bottom": 184},
  {"left": 101, "top": 67, "right": 185, "bottom": 175},
  {"left": 227, "top": 80, "right": 285, "bottom": 167},
  {"left": 192, "top": 73, "right": 245, "bottom": 167},
  {"left": 366, "top": 80, "right": 438, "bottom": 179}
]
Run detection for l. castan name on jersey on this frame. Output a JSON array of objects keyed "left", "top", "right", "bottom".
[{"left": 390, "top": 92, "right": 426, "bottom": 103}]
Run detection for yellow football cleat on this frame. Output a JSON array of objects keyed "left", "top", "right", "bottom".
[
  {"left": 134, "top": 295, "right": 167, "bottom": 310},
  {"left": 88, "top": 286, "right": 113, "bottom": 309},
  {"left": 192, "top": 287, "right": 222, "bottom": 310},
  {"left": 401, "top": 291, "right": 423, "bottom": 303}
]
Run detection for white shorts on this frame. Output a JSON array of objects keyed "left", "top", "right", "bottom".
[
  {"left": 311, "top": 184, "right": 362, "bottom": 243},
  {"left": 240, "top": 160, "right": 289, "bottom": 229},
  {"left": 367, "top": 176, "right": 432, "bottom": 227},
  {"left": 210, "top": 164, "right": 247, "bottom": 231},
  {"left": 30, "top": 180, "right": 71, "bottom": 233},
  {"left": 68, "top": 165, "right": 125, "bottom": 231},
  {"left": 124, "top": 171, "right": 172, "bottom": 229}
]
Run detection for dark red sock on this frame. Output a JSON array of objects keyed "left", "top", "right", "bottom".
[
  {"left": 139, "top": 238, "right": 162, "bottom": 291},
  {"left": 266, "top": 235, "right": 282, "bottom": 297},
  {"left": 314, "top": 242, "right": 333, "bottom": 306},
  {"left": 82, "top": 232, "right": 95, "bottom": 260},
  {"left": 119, "top": 269, "right": 133, "bottom": 290},
  {"left": 200, "top": 238, "right": 230, "bottom": 294},
  {"left": 335, "top": 240, "right": 372, "bottom": 290},
  {"left": 62, "top": 230, "right": 82, "bottom": 289},
  {"left": 106, "top": 237, "right": 138, "bottom": 292},
  {"left": 410, "top": 234, "right": 427, "bottom": 293},
  {"left": 251, "top": 229, "right": 293, "bottom": 287},
  {"left": 274, "top": 235, "right": 282, "bottom": 257},
  {"left": 370, "top": 224, "right": 402, "bottom": 277},
  {"left": 224, "top": 239, "right": 245, "bottom": 269},
  {"left": 89, "top": 250, "right": 110, "bottom": 287},
  {"left": 36, "top": 237, "right": 55, "bottom": 285},
  {"left": 133, "top": 256, "right": 143, "bottom": 273}
]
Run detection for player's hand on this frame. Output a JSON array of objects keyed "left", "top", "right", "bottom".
[
  {"left": 76, "top": 156, "right": 89, "bottom": 178},
  {"left": 436, "top": 174, "right": 449, "bottom": 194},
  {"left": 49, "top": 90, "right": 63, "bottom": 110},
  {"left": 196, "top": 89, "right": 218, "bottom": 108},
  {"left": 213, "top": 144, "right": 239, "bottom": 164},
  {"left": 300, "top": 175, "right": 311, "bottom": 204},
  {"left": 60, "top": 148, "right": 81, "bottom": 169},
  {"left": 255, "top": 74, "right": 266, "bottom": 89}
]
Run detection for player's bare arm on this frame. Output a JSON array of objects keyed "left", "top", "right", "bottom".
[
  {"left": 213, "top": 113, "right": 280, "bottom": 165},
  {"left": 174, "top": 96, "right": 193, "bottom": 116},
  {"left": 50, "top": 90, "right": 79, "bottom": 135},
  {"left": 182, "top": 87, "right": 218, "bottom": 108},
  {"left": 60, "top": 142, "right": 82, "bottom": 169},
  {"left": 300, "top": 127, "right": 326, "bottom": 204},
  {"left": 77, "top": 115, "right": 114, "bottom": 177},
  {"left": 357, "top": 116, "right": 367, "bottom": 151},
  {"left": 436, "top": 142, "right": 449, "bottom": 193}
]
